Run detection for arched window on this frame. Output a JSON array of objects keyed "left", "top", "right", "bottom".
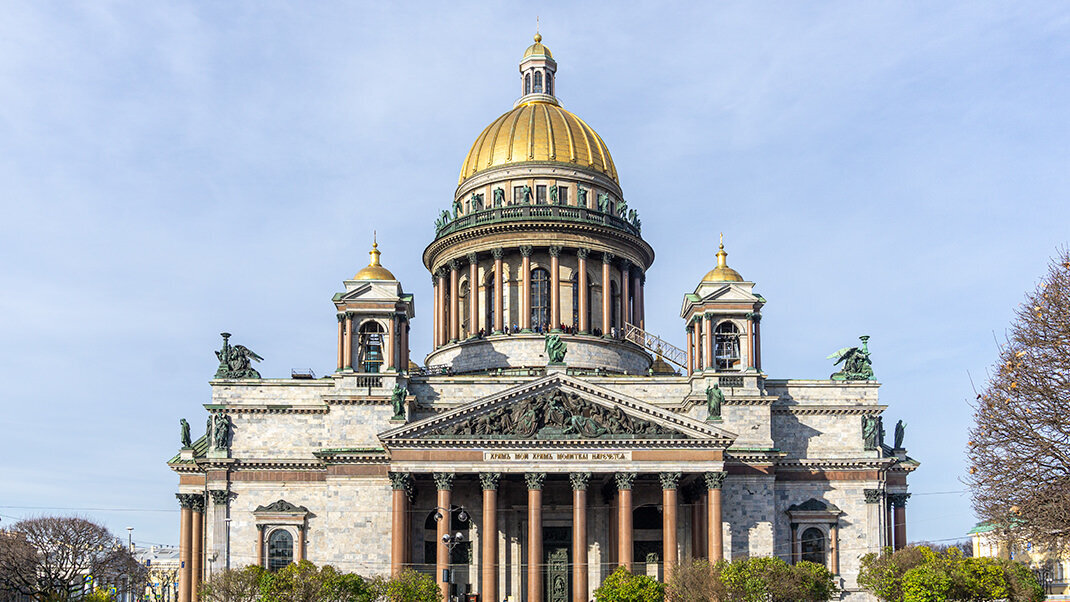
[
  {"left": 525, "top": 73, "right": 531, "bottom": 95},
  {"left": 531, "top": 268, "right": 550, "bottom": 332},
  {"left": 800, "top": 528, "right": 826, "bottom": 565},
  {"left": 571, "top": 273, "right": 592, "bottom": 330},
  {"left": 534, "top": 71, "right": 543, "bottom": 93},
  {"left": 267, "top": 530, "right": 293, "bottom": 572},
  {"left": 610, "top": 281, "right": 620, "bottom": 332},
  {"left": 485, "top": 273, "right": 495, "bottom": 333},
  {"left": 715, "top": 321, "right": 741, "bottom": 370},
  {"left": 546, "top": 73, "right": 553, "bottom": 95},
  {"left": 358, "top": 322, "right": 385, "bottom": 373}
]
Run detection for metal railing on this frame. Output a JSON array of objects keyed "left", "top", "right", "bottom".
[
  {"left": 435, "top": 204, "right": 641, "bottom": 239},
  {"left": 623, "top": 322, "right": 686, "bottom": 368}
]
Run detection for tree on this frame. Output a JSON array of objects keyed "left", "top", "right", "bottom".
[
  {"left": 665, "top": 560, "right": 726, "bottom": 602},
  {"left": 0, "top": 516, "right": 145, "bottom": 602},
  {"left": 859, "top": 545, "right": 1043, "bottom": 602},
  {"left": 200, "top": 565, "right": 263, "bottom": 602},
  {"left": 594, "top": 567, "right": 665, "bottom": 602},
  {"left": 967, "top": 250, "right": 1070, "bottom": 553},
  {"left": 377, "top": 569, "right": 439, "bottom": 602}
]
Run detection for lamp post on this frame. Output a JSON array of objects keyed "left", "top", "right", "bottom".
[{"left": 434, "top": 506, "right": 469, "bottom": 602}]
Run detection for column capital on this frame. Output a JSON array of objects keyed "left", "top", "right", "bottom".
[
  {"left": 479, "top": 472, "right": 502, "bottom": 491},
  {"left": 389, "top": 472, "right": 413, "bottom": 490},
  {"left": 433, "top": 472, "right": 455, "bottom": 491},
  {"left": 436, "top": 266, "right": 449, "bottom": 279},
  {"left": 467, "top": 252, "right": 478, "bottom": 264},
  {"left": 863, "top": 489, "right": 884, "bottom": 504},
  {"left": 548, "top": 245, "right": 562, "bottom": 258},
  {"left": 618, "top": 258, "right": 631, "bottom": 271},
  {"left": 519, "top": 245, "right": 534, "bottom": 257},
  {"left": 704, "top": 471, "right": 727, "bottom": 490},
  {"left": 638, "top": 271, "right": 646, "bottom": 285},
  {"left": 208, "top": 489, "right": 231, "bottom": 505},
  {"left": 337, "top": 313, "right": 346, "bottom": 323},
  {"left": 685, "top": 325, "right": 694, "bottom": 334},
  {"left": 524, "top": 472, "right": 546, "bottom": 490},
  {"left": 448, "top": 259, "right": 461, "bottom": 271},
  {"left": 889, "top": 493, "right": 911, "bottom": 508},
  {"left": 176, "top": 493, "right": 202, "bottom": 510},
  {"left": 659, "top": 472, "right": 681, "bottom": 490},
  {"left": 577, "top": 247, "right": 590, "bottom": 259},
  {"left": 614, "top": 472, "right": 636, "bottom": 491},
  {"left": 491, "top": 247, "right": 504, "bottom": 259},
  {"left": 569, "top": 472, "right": 591, "bottom": 491}
]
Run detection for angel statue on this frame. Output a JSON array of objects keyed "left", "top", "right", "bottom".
[
  {"left": 214, "top": 332, "right": 264, "bottom": 379},
  {"left": 617, "top": 198, "right": 628, "bottom": 219},
  {"left": 544, "top": 334, "right": 567, "bottom": 364},
  {"left": 597, "top": 193, "right": 610, "bottom": 213},
  {"left": 493, "top": 187, "right": 505, "bottom": 207},
  {"left": 861, "top": 415, "right": 880, "bottom": 450},
  {"left": 827, "top": 335, "right": 874, "bottom": 381}
]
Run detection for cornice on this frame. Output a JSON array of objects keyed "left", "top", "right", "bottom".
[
  {"left": 771, "top": 404, "right": 888, "bottom": 416},
  {"left": 322, "top": 397, "right": 391, "bottom": 406},
  {"left": 207, "top": 405, "right": 329, "bottom": 415}
]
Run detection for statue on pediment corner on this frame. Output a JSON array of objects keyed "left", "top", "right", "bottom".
[{"left": 214, "top": 332, "right": 263, "bottom": 379}]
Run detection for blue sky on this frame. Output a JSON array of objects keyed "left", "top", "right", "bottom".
[{"left": 1, "top": 2, "right": 1068, "bottom": 551}]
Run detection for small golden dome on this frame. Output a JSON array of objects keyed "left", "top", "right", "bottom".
[
  {"left": 651, "top": 354, "right": 677, "bottom": 375},
  {"left": 459, "top": 101, "right": 617, "bottom": 184},
  {"left": 354, "top": 237, "right": 397, "bottom": 281},
  {"left": 702, "top": 235, "right": 744, "bottom": 283},
  {"left": 523, "top": 34, "right": 552, "bottom": 59}
]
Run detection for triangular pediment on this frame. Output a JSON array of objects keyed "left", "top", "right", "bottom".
[{"left": 380, "top": 373, "right": 736, "bottom": 447}]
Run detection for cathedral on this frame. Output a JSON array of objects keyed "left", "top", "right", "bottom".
[{"left": 169, "top": 35, "right": 917, "bottom": 602}]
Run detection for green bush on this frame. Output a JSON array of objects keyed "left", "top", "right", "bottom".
[
  {"left": 665, "top": 560, "right": 726, "bottom": 602},
  {"left": 594, "top": 566, "right": 665, "bottom": 602},
  {"left": 378, "top": 569, "right": 440, "bottom": 602},
  {"left": 860, "top": 546, "right": 1041, "bottom": 602}
]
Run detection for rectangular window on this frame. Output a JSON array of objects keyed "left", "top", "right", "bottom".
[
  {"left": 513, "top": 186, "right": 525, "bottom": 204},
  {"left": 559, "top": 186, "right": 569, "bottom": 204},
  {"left": 536, "top": 185, "right": 547, "bottom": 204}
]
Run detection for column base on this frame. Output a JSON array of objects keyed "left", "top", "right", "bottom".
[{"left": 521, "top": 329, "right": 532, "bottom": 334}]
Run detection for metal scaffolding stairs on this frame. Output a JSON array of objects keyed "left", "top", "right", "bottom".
[{"left": 623, "top": 323, "right": 686, "bottom": 368}]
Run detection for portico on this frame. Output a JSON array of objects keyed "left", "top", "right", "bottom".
[{"left": 380, "top": 373, "right": 734, "bottom": 601}]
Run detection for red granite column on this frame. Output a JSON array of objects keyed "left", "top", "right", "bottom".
[
  {"left": 520, "top": 246, "right": 533, "bottom": 332},
  {"left": 468, "top": 253, "right": 479, "bottom": 337},
  {"left": 298, "top": 525, "right": 306, "bottom": 562},
  {"left": 256, "top": 525, "right": 265, "bottom": 567},
  {"left": 492, "top": 248, "right": 504, "bottom": 334},
  {"left": 661, "top": 473, "right": 680, "bottom": 579},
  {"left": 449, "top": 261, "right": 460, "bottom": 342},
  {"left": 176, "top": 495, "right": 192, "bottom": 602},
  {"left": 385, "top": 315, "right": 395, "bottom": 371},
  {"left": 401, "top": 318, "right": 409, "bottom": 371},
  {"left": 704, "top": 315, "right": 715, "bottom": 370},
  {"left": 191, "top": 496, "right": 203, "bottom": 598},
  {"left": 892, "top": 494, "right": 910, "bottom": 550},
  {"left": 434, "top": 473, "right": 454, "bottom": 601},
  {"left": 571, "top": 473, "right": 591, "bottom": 602},
  {"left": 620, "top": 260, "right": 631, "bottom": 327},
  {"left": 432, "top": 273, "right": 440, "bottom": 348},
  {"left": 686, "top": 326, "right": 694, "bottom": 375},
  {"left": 636, "top": 272, "right": 645, "bottom": 330},
  {"left": 706, "top": 472, "right": 725, "bottom": 562},
  {"left": 754, "top": 316, "right": 762, "bottom": 371},
  {"left": 601, "top": 253, "right": 614, "bottom": 335},
  {"left": 549, "top": 246, "right": 562, "bottom": 331},
  {"left": 830, "top": 521, "right": 840, "bottom": 574},
  {"left": 526, "top": 473, "right": 546, "bottom": 602},
  {"left": 389, "top": 473, "right": 410, "bottom": 576},
  {"left": 577, "top": 249, "right": 590, "bottom": 334},
  {"left": 616, "top": 473, "right": 635, "bottom": 570},
  {"left": 343, "top": 313, "right": 354, "bottom": 370},
  {"left": 336, "top": 314, "right": 344, "bottom": 371},
  {"left": 480, "top": 473, "right": 500, "bottom": 602}
]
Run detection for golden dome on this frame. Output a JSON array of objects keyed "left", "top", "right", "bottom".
[
  {"left": 523, "top": 34, "right": 553, "bottom": 59},
  {"left": 459, "top": 101, "right": 618, "bottom": 185},
  {"left": 354, "top": 238, "right": 397, "bottom": 281},
  {"left": 702, "top": 235, "right": 744, "bottom": 283}
]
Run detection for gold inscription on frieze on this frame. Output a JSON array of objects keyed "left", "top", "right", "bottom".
[{"left": 482, "top": 451, "right": 631, "bottom": 462}]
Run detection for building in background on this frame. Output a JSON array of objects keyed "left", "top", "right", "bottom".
[
  {"left": 168, "top": 35, "right": 918, "bottom": 602},
  {"left": 969, "top": 522, "right": 1068, "bottom": 596}
]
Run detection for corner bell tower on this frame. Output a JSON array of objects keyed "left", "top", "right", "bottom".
[
  {"left": 333, "top": 238, "right": 414, "bottom": 374},
  {"left": 680, "top": 236, "right": 764, "bottom": 378}
]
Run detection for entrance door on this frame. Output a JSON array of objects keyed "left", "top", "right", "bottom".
[{"left": 544, "top": 527, "right": 571, "bottom": 602}]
